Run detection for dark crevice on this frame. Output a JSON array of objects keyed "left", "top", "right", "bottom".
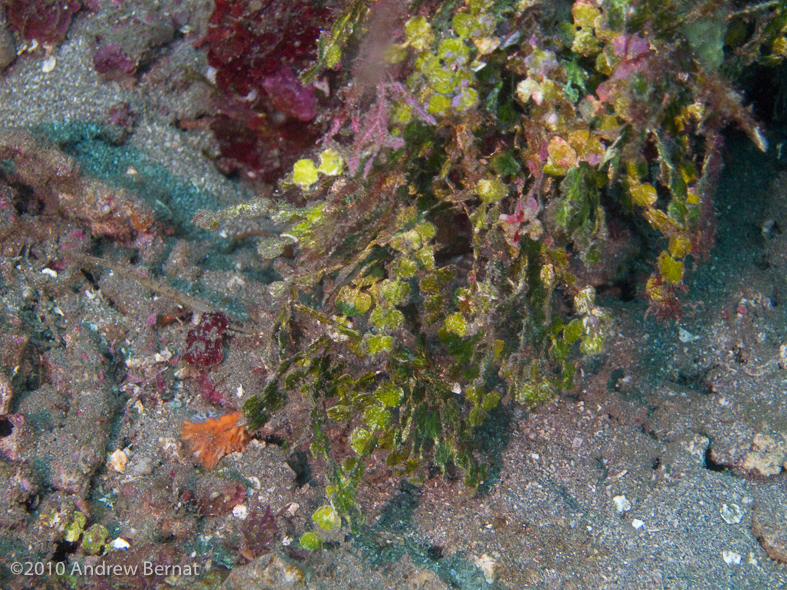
[
  {"left": 737, "top": 57, "right": 787, "bottom": 126},
  {"left": 50, "top": 539, "right": 78, "bottom": 563},
  {"left": 673, "top": 363, "right": 717, "bottom": 394},
  {"left": 285, "top": 449, "right": 312, "bottom": 488},
  {"left": 606, "top": 367, "right": 626, "bottom": 392},
  {"left": 704, "top": 447, "right": 728, "bottom": 473},
  {"left": 640, "top": 422, "right": 659, "bottom": 442},
  {"left": 259, "top": 433, "right": 286, "bottom": 447},
  {"left": 426, "top": 544, "right": 444, "bottom": 561},
  {"left": 604, "top": 270, "right": 641, "bottom": 302},
  {"left": 80, "top": 268, "right": 100, "bottom": 289},
  {"left": 22, "top": 493, "right": 40, "bottom": 513},
  {"left": 0, "top": 416, "right": 13, "bottom": 438},
  {"left": 8, "top": 182, "right": 45, "bottom": 215}
]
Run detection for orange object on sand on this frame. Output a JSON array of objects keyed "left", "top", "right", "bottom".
[{"left": 180, "top": 411, "right": 250, "bottom": 469}]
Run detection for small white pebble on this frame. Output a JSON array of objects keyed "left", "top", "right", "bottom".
[
  {"left": 41, "top": 55, "right": 56, "bottom": 73},
  {"left": 109, "top": 538, "right": 130, "bottom": 550},
  {"left": 227, "top": 275, "right": 246, "bottom": 288},
  {"left": 678, "top": 327, "right": 700, "bottom": 343},
  {"left": 472, "top": 553, "right": 497, "bottom": 584},
  {"left": 720, "top": 503, "right": 743, "bottom": 525},
  {"left": 232, "top": 505, "right": 248, "bottom": 520},
  {"left": 206, "top": 66, "right": 217, "bottom": 84},
  {"left": 41, "top": 268, "right": 58, "bottom": 278},
  {"left": 631, "top": 519, "right": 645, "bottom": 530},
  {"left": 722, "top": 550, "right": 742, "bottom": 565},
  {"left": 613, "top": 495, "right": 632, "bottom": 513},
  {"left": 153, "top": 350, "right": 172, "bottom": 363},
  {"left": 108, "top": 449, "right": 128, "bottom": 474}
]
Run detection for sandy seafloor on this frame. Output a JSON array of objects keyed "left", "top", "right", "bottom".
[{"left": 2, "top": 3, "right": 787, "bottom": 589}]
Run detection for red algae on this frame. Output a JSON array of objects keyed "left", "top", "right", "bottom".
[
  {"left": 3, "top": 0, "right": 80, "bottom": 44},
  {"left": 203, "top": 0, "right": 329, "bottom": 182},
  {"left": 182, "top": 312, "right": 228, "bottom": 368}
]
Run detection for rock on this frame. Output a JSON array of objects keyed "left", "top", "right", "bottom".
[
  {"left": 0, "top": 129, "right": 155, "bottom": 240},
  {"left": 221, "top": 554, "right": 305, "bottom": 590},
  {"left": 128, "top": 456, "right": 153, "bottom": 477},
  {"left": 472, "top": 552, "right": 499, "bottom": 584},
  {"left": 742, "top": 433, "right": 787, "bottom": 476},
  {"left": 0, "top": 330, "right": 37, "bottom": 396},
  {"left": 0, "top": 22, "right": 15, "bottom": 72},
  {"left": 0, "top": 460, "right": 38, "bottom": 530},
  {"left": 0, "top": 372, "right": 12, "bottom": 416},
  {"left": 0, "top": 413, "right": 25, "bottom": 461},
  {"left": 18, "top": 327, "right": 118, "bottom": 497},
  {"left": 752, "top": 503, "right": 787, "bottom": 563}
]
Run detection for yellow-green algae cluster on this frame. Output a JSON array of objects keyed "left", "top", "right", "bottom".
[{"left": 194, "top": 0, "right": 787, "bottom": 540}]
